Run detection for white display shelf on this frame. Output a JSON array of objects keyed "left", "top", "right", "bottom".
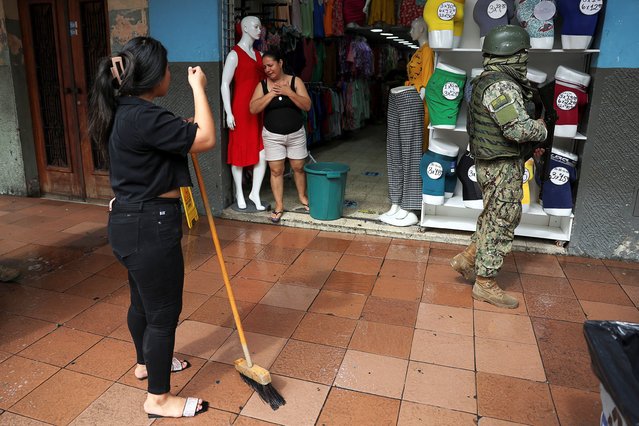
[
  {"left": 433, "top": 48, "right": 599, "bottom": 54},
  {"left": 420, "top": 196, "right": 573, "bottom": 241},
  {"left": 428, "top": 107, "right": 587, "bottom": 140}
]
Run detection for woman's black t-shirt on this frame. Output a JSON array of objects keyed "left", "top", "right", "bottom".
[
  {"left": 109, "top": 96, "right": 197, "bottom": 203},
  {"left": 262, "top": 76, "right": 305, "bottom": 135}
]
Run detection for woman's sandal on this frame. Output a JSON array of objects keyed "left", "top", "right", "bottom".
[
  {"left": 301, "top": 203, "right": 310, "bottom": 212},
  {"left": 147, "top": 397, "right": 208, "bottom": 418},
  {"left": 271, "top": 210, "right": 283, "bottom": 223},
  {"left": 136, "top": 357, "right": 190, "bottom": 380}
]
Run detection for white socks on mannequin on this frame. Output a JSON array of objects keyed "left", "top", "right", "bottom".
[{"left": 379, "top": 205, "right": 419, "bottom": 227}]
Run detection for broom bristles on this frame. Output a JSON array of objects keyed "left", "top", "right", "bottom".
[{"left": 239, "top": 373, "right": 286, "bottom": 410}]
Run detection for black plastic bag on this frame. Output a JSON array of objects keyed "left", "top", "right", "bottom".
[{"left": 583, "top": 320, "right": 639, "bottom": 425}]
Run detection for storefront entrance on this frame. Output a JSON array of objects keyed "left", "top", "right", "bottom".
[{"left": 19, "top": 0, "right": 112, "bottom": 201}]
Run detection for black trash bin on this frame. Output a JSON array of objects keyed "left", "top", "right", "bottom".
[{"left": 583, "top": 320, "right": 639, "bottom": 426}]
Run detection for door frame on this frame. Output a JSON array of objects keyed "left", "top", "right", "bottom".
[{"left": 19, "top": 0, "right": 112, "bottom": 201}]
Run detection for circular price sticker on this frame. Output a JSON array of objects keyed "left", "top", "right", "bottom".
[
  {"left": 579, "top": 0, "right": 603, "bottom": 15},
  {"left": 437, "top": 2, "right": 457, "bottom": 21},
  {"left": 487, "top": 0, "right": 508, "bottom": 19},
  {"left": 556, "top": 91, "right": 578, "bottom": 111},
  {"left": 523, "top": 168, "right": 530, "bottom": 184},
  {"left": 549, "top": 167, "right": 569, "bottom": 186},
  {"left": 468, "top": 165, "right": 477, "bottom": 182},
  {"left": 427, "top": 162, "right": 444, "bottom": 179},
  {"left": 533, "top": 0, "right": 556, "bottom": 21},
  {"left": 442, "top": 82, "right": 460, "bottom": 100}
]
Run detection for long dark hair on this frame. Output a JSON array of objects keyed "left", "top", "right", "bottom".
[{"left": 88, "top": 37, "right": 168, "bottom": 155}]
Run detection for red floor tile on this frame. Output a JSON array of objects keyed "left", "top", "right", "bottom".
[
  {"left": 0, "top": 355, "right": 59, "bottom": 409},
  {"left": 291, "top": 312, "right": 357, "bottom": 348},
  {"left": 323, "top": 270, "right": 377, "bottom": 295},
  {"left": 371, "top": 276, "right": 423, "bottom": 302},
  {"left": 271, "top": 339, "right": 345, "bottom": 385},
  {"left": 361, "top": 296, "right": 419, "bottom": 327},
  {"left": 317, "top": 388, "right": 401, "bottom": 425},
  {"left": 477, "top": 372, "right": 558, "bottom": 425},
  {"left": 348, "top": 320, "right": 413, "bottom": 359}
]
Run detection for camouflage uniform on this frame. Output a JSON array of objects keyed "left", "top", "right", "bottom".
[{"left": 469, "top": 76, "right": 547, "bottom": 278}]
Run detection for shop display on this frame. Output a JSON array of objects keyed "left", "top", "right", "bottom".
[
  {"left": 400, "top": 0, "right": 426, "bottom": 26},
  {"left": 557, "top": 0, "right": 603, "bottom": 49},
  {"left": 423, "top": 0, "right": 466, "bottom": 48},
  {"left": 419, "top": 0, "right": 600, "bottom": 242},
  {"left": 537, "top": 147, "right": 578, "bottom": 216},
  {"left": 522, "top": 157, "right": 535, "bottom": 212},
  {"left": 553, "top": 65, "right": 590, "bottom": 138},
  {"left": 343, "top": 0, "right": 367, "bottom": 27},
  {"left": 515, "top": 0, "right": 556, "bottom": 49},
  {"left": 365, "top": 0, "right": 396, "bottom": 25},
  {"left": 382, "top": 88, "right": 424, "bottom": 226},
  {"left": 474, "top": 0, "right": 516, "bottom": 45},
  {"left": 425, "top": 62, "right": 467, "bottom": 129},
  {"left": 420, "top": 139, "right": 459, "bottom": 205},
  {"left": 456, "top": 147, "right": 483, "bottom": 209}
]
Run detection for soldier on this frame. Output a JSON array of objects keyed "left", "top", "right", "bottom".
[{"left": 451, "top": 25, "right": 547, "bottom": 309}]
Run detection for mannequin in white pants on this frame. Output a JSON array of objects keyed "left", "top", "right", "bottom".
[
  {"left": 380, "top": 18, "right": 431, "bottom": 227},
  {"left": 221, "top": 16, "right": 267, "bottom": 211}
]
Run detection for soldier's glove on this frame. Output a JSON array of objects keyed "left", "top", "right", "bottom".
[{"left": 544, "top": 108, "right": 558, "bottom": 128}]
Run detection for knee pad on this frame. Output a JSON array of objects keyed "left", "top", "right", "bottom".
[
  {"left": 515, "top": 0, "right": 557, "bottom": 49},
  {"left": 474, "top": 0, "right": 516, "bottom": 38},
  {"left": 557, "top": 0, "right": 603, "bottom": 49},
  {"left": 425, "top": 65, "right": 467, "bottom": 129},
  {"left": 421, "top": 140, "right": 459, "bottom": 205},
  {"left": 456, "top": 149, "right": 483, "bottom": 209},
  {"left": 539, "top": 148, "right": 577, "bottom": 216},
  {"left": 521, "top": 157, "right": 535, "bottom": 212},
  {"left": 553, "top": 65, "right": 590, "bottom": 138}
]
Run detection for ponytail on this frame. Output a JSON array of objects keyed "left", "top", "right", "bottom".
[
  {"left": 88, "top": 37, "right": 168, "bottom": 162},
  {"left": 88, "top": 56, "right": 119, "bottom": 160}
]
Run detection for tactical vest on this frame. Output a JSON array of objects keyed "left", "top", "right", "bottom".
[{"left": 468, "top": 72, "right": 532, "bottom": 160}]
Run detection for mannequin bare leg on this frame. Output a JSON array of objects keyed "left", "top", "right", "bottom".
[
  {"left": 248, "top": 150, "right": 266, "bottom": 210},
  {"left": 231, "top": 165, "right": 247, "bottom": 209}
]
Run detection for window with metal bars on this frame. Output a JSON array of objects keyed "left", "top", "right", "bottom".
[{"left": 221, "top": 0, "right": 235, "bottom": 59}]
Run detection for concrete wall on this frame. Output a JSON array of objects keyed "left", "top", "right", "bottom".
[
  {"left": 569, "top": 0, "right": 639, "bottom": 260},
  {"left": 149, "top": 0, "right": 230, "bottom": 214},
  {"left": 0, "top": 0, "right": 37, "bottom": 196}
]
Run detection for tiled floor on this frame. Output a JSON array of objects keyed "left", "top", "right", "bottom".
[{"left": 1, "top": 195, "right": 638, "bottom": 425}]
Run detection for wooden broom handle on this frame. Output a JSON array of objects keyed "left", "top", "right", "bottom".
[{"left": 190, "top": 153, "right": 253, "bottom": 367}]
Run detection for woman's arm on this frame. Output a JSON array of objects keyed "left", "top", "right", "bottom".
[
  {"left": 275, "top": 76, "right": 312, "bottom": 111},
  {"left": 188, "top": 66, "right": 216, "bottom": 153},
  {"left": 249, "top": 82, "right": 276, "bottom": 114}
]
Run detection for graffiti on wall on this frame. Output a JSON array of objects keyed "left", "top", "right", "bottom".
[{"left": 108, "top": 2, "right": 149, "bottom": 53}]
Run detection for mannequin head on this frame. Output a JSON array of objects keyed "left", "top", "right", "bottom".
[
  {"left": 241, "top": 16, "right": 262, "bottom": 41},
  {"left": 409, "top": 18, "right": 428, "bottom": 46}
]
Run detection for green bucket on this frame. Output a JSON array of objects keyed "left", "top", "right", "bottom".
[{"left": 304, "top": 162, "right": 350, "bottom": 221}]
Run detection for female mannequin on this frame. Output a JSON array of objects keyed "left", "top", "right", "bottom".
[
  {"left": 381, "top": 18, "right": 433, "bottom": 227},
  {"left": 221, "top": 16, "right": 267, "bottom": 211}
]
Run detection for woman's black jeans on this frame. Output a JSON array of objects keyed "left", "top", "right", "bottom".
[{"left": 108, "top": 198, "right": 183, "bottom": 395}]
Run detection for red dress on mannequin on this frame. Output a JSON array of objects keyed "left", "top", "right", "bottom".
[{"left": 228, "top": 46, "right": 265, "bottom": 167}]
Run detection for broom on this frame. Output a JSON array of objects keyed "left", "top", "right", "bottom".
[{"left": 190, "top": 153, "right": 286, "bottom": 411}]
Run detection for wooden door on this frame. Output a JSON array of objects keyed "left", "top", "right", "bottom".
[{"left": 19, "top": 0, "right": 112, "bottom": 201}]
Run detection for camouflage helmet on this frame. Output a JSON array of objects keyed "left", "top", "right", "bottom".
[{"left": 482, "top": 25, "right": 531, "bottom": 56}]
